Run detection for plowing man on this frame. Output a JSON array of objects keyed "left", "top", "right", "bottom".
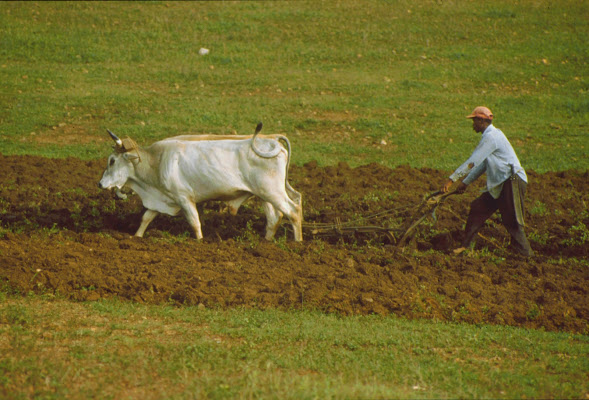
[{"left": 440, "top": 106, "right": 533, "bottom": 257}]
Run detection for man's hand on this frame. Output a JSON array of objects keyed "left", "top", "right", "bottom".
[
  {"left": 441, "top": 180, "right": 467, "bottom": 194},
  {"left": 441, "top": 179, "right": 454, "bottom": 193},
  {"left": 455, "top": 182, "right": 467, "bottom": 194}
]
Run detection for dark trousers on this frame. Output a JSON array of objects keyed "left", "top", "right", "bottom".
[{"left": 462, "top": 176, "right": 533, "bottom": 256}]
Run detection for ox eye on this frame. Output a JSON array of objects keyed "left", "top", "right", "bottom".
[{"left": 109, "top": 158, "right": 115, "bottom": 166}]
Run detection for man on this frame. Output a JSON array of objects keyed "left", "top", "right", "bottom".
[{"left": 441, "top": 106, "right": 533, "bottom": 257}]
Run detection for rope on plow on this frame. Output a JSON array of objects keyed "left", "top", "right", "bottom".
[
  {"left": 302, "top": 190, "right": 458, "bottom": 246},
  {"left": 302, "top": 204, "right": 413, "bottom": 243}
]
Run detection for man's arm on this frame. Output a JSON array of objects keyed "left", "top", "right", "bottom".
[{"left": 442, "top": 133, "right": 497, "bottom": 192}]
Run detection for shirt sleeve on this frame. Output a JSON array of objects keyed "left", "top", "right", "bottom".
[
  {"left": 449, "top": 133, "right": 497, "bottom": 184},
  {"left": 462, "top": 159, "right": 486, "bottom": 185}
]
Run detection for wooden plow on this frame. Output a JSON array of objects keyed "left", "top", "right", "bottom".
[{"left": 302, "top": 190, "right": 458, "bottom": 246}]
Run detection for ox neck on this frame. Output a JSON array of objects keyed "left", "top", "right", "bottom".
[{"left": 127, "top": 146, "right": 159, "bottom": 184}]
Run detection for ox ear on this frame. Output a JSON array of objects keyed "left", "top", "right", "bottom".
[
  {"left": 123, "top": 152, "right": 140, "bottom": 163},
  {"left": 123, "top": 152, "right": 141, "bottom": 165}
]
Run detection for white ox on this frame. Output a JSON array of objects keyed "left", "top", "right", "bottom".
[{"left": 98, "top": 123, "right": 303, "bottom": 241}]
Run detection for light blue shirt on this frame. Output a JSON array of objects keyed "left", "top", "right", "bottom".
[{"left": 449, "top": 124, "right": 527, "bottom": 199}]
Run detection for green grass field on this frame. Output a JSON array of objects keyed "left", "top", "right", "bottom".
[
  {"left": 1, "top": 293, "right": 588, "bottom": 399},
  {"left": 1, "top": 1, "right": 587, "bottom": 170},
  {"left": 1, "top": 1, "right": 588, "bottom": 399}
]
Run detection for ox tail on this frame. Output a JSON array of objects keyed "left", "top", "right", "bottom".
[
  {"left": 251, "top": 122, "right": 287, "bottom": 159},
  {"left": 250, "top": 122, "right": 298, "bottom": 203},
  {"left": 251, "top": 122, "right": 272, "bottom": 158}
]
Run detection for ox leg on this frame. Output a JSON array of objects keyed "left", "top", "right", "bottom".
[
  {"left": 179, "top": 200, "right": 204, "bottom": 240},
  {"left": 225, "top": 193, "right": 253, "bottom": 216},
  {"left": 291, "top": 190, "right": 303, "bottom": 242},
  {"left": 196, "top": 203, "right": 205, "bottom": 218},
  {"left": 265, "top": 190, "right": 303, "bottom": 242},
  {"left": 262, "top": 202, "right": 283, "bottom": 240},
  {"left": 135, "top": 209, "right": 159, "bottom": 237},
  {"left": 287, "top": 185, "right": 304, "bottom": 240}
]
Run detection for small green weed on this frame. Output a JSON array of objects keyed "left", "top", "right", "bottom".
[
  {"left": 152, "top": 230, "right": 191, "bottom": 244},
  {"left": 0, "top": 226, "right": 10, "bottom": 238},
  {"left": 101, "top": 198, "right": 117, "bottom": 213},
  {"left": 561, "top": 222, "right": 589, "bottom": 246},
  {"left": 529, "top": 230, "right": 550, "bottom": 245},
  {"left": 40, "top": 223, "right": 61, "bottom": 236},
  {"left": 0, "top": 198, "right": 9, "bottom": 214},
  {"left": 273, "top": 234, "right": 290, "bottom": 252},
  {"left": 526, "top": 303, "right": 541, "bottom": 321},
  {"left": 236, "top": 220, "right": 260, "bottom": 248},
  {"left": 530, "top": 201, "right": 549, "bottom": 217}
]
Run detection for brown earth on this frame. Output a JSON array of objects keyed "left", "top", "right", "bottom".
[{"left": 0, "top": 154, "right": 587, "bottom": 333}]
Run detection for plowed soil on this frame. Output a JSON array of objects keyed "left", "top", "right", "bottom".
[{"left": 0, "top": 154, "right": 587, "bottom": 333}]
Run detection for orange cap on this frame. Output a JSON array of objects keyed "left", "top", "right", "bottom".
[{"left": 466, "top": 106, "right": 493, "bottom": 120}]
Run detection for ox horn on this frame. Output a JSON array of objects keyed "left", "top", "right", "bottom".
[
  {"left": 107, "top": 129, "right": 123, "bottom": 147},
  {"left": 255, "top": 122, "right": 263, "bottom": 134}
]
